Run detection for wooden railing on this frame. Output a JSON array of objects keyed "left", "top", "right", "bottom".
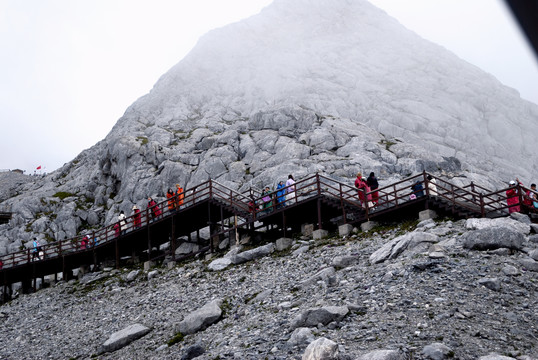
[
  {"left": 1, "top": 172, "right": 533, "bottom": 271},
  {"left": 0, "top": 179, "right": 250, "bottom": 270}
]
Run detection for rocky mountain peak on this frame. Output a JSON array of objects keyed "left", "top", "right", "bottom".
[{"left": 1, "top": 0, "right": 537, "bottom": 251}]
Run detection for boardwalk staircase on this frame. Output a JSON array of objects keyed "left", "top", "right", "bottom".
[{"left": 0, "top": 171, "right": 533, "bottom": 301}]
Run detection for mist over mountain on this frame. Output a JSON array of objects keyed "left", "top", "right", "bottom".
[{"left": 1, "top": 0, "right": 537, "bottom": 250}]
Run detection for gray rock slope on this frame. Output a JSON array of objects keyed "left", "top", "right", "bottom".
[
  {"left": 1, "top": 0, "right": 536, "bottom": 253},
  {"left": 0, "top": 217, "right": 536, "bottom": 359}
]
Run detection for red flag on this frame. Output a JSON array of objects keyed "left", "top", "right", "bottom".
[{"left": 36, "top": 166, "right": 41, "bottom": 170}]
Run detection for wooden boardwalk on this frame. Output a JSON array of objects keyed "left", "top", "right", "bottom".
[{"left": 0, "top": 172, "right": 531, "bottom": 300}]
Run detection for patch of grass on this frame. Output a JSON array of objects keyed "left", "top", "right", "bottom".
[
  {"left": 167, "top": 332, "right": 184, "bottom": 347},
  {"left": 221, "top": 298, "right": 232, "bottom": 317},
  {"left": 244, "top": 292, "right": 259, "bottom": 304},
  {"left": 136, "top": 136, "right": 149, "bottom": 145},
  {"left": 53, "top": 191, "right": 76, "bottom": 200}
]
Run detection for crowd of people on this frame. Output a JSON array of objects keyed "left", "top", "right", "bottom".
[
  {"left": 354, "top": 172, "right": 380, "bottom": 209},
  {"left": 251, "top": 175, "right": 296, "bottom": 216},
  {"left": 506, "top": 178, "right": 538, "bottom": 214},
  {"left": 24, "top": 171, "right": 538, "bottom": 264}
]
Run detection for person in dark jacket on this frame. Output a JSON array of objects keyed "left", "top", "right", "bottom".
[
  {"left": 411, "top": 180, "right": 425, "bottom": 198},
  {"left": 366, "top": 172, "right": 379, "bottom": 205}
]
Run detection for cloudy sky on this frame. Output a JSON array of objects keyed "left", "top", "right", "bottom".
[{"left": 1, "top": 0, "right": 536, "bottom": 174}]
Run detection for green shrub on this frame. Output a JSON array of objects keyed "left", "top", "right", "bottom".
[{"left": 167, "top": 332, "right": 184, "bottom": 346}]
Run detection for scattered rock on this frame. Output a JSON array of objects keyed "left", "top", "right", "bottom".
[
  {"left": 99, "top": 323, "right": 151, "bottom": 354},
  {"left": 176, "top": 299, "right": 223, "bottom": 335},
  {"left": 302, "top": 337, "right": 338, "bottom": 360},
  {"left": 462, "top": 227, "right": 524, "bottom": 251},
  {"left": 126, "top": 270, "right": 140, "bottom": 282},
  {"left": 276, "top": 237, "right": 293, "bottom": 251},
  {"left": 478, "top": 278, "right": 501, "bottom": 292},
  {"left": 301, "top": 267, "right": 336, "bottom": 288},
  {"left": 229, "top": 243, "right": 275, "bottom": 264},
  {"left": 291, "top": 306, "right": 349, "bottom": 329},
  {"left": 332, "top": 255, "right": 358, "bottom": 269},
  {"left": 288, "top": 327, "right": 315, "bottom": 346},
  {"left": 356, "top": 349, "right": 403, "bottom": 360},
  {"left": 207, "top": 257, "right": 232, "bottom": 271},
  {"left": 180, "top": 342, "right": 205, "bottom": 360},
  {"left": 422, "top": 342, "right": 454, "bottom": 360}
]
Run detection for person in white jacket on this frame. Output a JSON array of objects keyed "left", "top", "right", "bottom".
[
  {"left": 118, "top": 210, "right": 127, "bottom": 235},
  {"left": 427, "top": 175, "right": 438, "bottom": 196},
  {"left": 285, "top": 174, "right": 296, "bottom": 203}
]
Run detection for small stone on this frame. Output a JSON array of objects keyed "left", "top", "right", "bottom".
[
  {"left": 422, "top": 342, "right": 453, "bottom": 360},
  {"left": 478, "top": 277, "right": 501, "bottom": 291}
]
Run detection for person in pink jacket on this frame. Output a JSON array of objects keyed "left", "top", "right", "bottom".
[{"left": 354, "top": 172, "right": 371, "bottom": 208}]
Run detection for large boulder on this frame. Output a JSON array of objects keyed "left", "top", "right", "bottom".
[
  {"left": 369, "top": 232, "right": 439, "bottom": 264},
  {"left": 465, "top": 218, "right": 530, "bottom": 235},
  {"left": 176, "top": 299, "right": 223, "bottom": 335},
  {"left": 229, "top": 243, "right": 275, "bottom": 264},
  {"left": 462, "top": 227, "right": 525, "bottom": 251}
]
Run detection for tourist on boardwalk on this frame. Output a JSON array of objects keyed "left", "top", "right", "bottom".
[
  {"left": 248, "top": 199, "right": 256, "bottom": 219},
  {"left": 176, "top": 184, "right": 185, "bottom": 209},
  {"left": 411, "top": 180, "right": 425, "bottom": 198},
  {"left": 147, "top": 197, "right": 162, "bottom": 221},
  {"left": 32, "top": 238, "right": 42, "bottom": 260},
  {"left": 166, "top": 188, "right": 176, "bottom": 212},
  {"left": 522, "top": 183, "right": 535, "bottom": 211},
  {"left": 285, "top": 175, "right": 296, "bottom": 203},
  {"left": 354, "top": 173, "right": 371, "bottom": 208},
  {"left": 506, "top": 179, "right": 522, "bottom": 213},
  {"left": 366, "top": 172, "right": 379, "bottom": 205},
  {"left": 118, "top": 210, "right": 127, "bottom": 235},
  {"left": 261, "top": 186, "right": 273, "bottom": 214},
  {"left": 530, "top": 184, "right": 538, "bottom": 209},
  {"left": 427, "top": 175, "right": 438, "bottom": 196},
  {"left": 132, "top": 205, "right": 142, "bottom": 228},
  {"left": 276, "top": 181, "right": 286, "bottom": 208},
  {"left": 80, "top": 236, "right": 88, "bottom": 250},
  {"left": 113, "top": 223, "right": 120, "bottom": 237}
]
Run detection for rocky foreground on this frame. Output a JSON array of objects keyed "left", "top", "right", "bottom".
[{"left": 0, "top": 215, "right": 537, "bottom": 360}]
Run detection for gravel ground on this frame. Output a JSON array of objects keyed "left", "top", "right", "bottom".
[{"left": 0, "top": 217, "right": 536, "bottom": 360}]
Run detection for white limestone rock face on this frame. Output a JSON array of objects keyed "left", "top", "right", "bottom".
[{"left": 0, "top": 0, "right": 536, "bottom": 253}]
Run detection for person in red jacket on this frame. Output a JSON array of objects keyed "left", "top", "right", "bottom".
[
  {"left": 506, "top": 179, "right": 521, "bottom": 213},
  {"left": 148, "top": 197, "right": 162, "bottom": 221},
  {"left": 132, "top": 205, "right": 142, "bottom": 228}
]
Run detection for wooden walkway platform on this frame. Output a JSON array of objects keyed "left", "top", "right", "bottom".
[{"left": 0, "top": 172, "right": 531, "bottom": 300}]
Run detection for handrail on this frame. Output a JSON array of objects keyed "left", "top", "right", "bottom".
[{"left": 0, "top": 171, "right": 530, "bottom": 270}]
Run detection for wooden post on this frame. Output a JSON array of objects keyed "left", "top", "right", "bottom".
[
  {"left": 480, "top": 193, "right": 485, "bottom": 218},
  {"left": 147, "top": 223, "right": 151, "bottom": 262},
  {"left": 317, "top": 198, "right": 322, "bottom": 230},
  {"left": 282, "top": 211, "right": 287, "bottom": 237},
  {"left": 171, "top": 214, "right": 176, "bottom": 261},
  {"left": 339, "top": 183, "right": 346, "bottom": 224}
]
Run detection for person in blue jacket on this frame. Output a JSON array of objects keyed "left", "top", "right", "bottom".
[{"left": 276, "top": 181, "right": 286, "bottom": 208}]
